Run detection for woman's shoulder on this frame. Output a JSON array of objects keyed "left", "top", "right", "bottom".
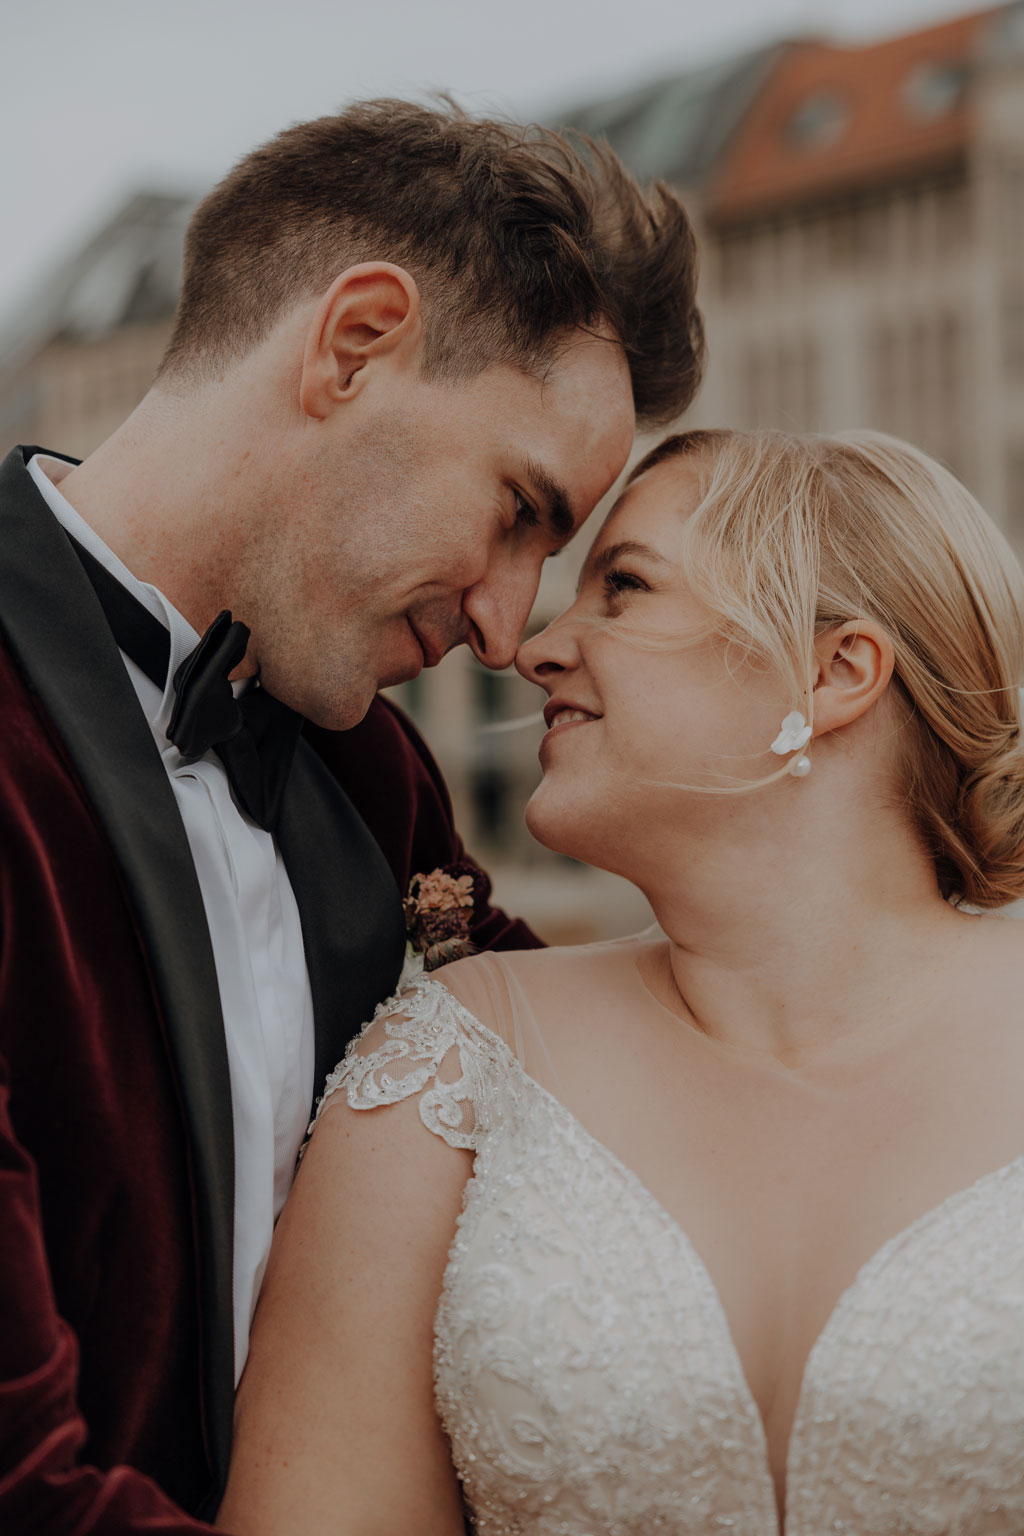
[
  {"left": 950, "top": 906, "right": 1024, "bottom": 981},
  {"left": 962, "top": 908, "right": 1024, "bottom": 1026},
  {"left": 430, "top": 927, "right": 668, "bottom": 1054},
  {"left": 309, "top": 960, "right": 523, "bottom": 1155}
]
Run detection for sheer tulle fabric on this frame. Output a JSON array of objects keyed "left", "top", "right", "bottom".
[{"left": 312, "top": 962, "right": 1024, "bottom": 1536}]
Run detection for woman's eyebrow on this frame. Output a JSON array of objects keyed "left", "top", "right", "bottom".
[{"left": 578, "top": 539, "right": 671, "bottom": 592}]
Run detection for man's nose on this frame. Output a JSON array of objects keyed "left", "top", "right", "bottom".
[{"left": 462, "top": 566, "right": 541, "bottom": 671}]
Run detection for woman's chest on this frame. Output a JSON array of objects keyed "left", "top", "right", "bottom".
[
  {"left": 544, "top": 1016, "right": 1024, "bottom": 1372},
  {"left": 434, "top": 1093, "right": 1024, "bottom": 1535}
]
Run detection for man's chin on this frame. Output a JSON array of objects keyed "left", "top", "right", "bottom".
[
  {"left": 298, "top": 678, "right": 378, "bottom": 733},
  {"left": 302, "top": 647, "right": 428, "bottom": 732},
  {"left": 377, "top": 662, "right": 421, "bottom": 691}
]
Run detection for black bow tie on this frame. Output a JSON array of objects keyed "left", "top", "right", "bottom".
[{"left": 68, "top": 535, "right": 302, "bottom": 831}]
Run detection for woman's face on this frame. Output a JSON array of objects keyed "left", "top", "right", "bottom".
[{"left": 515, "top": 456, "right": 799, "bottom": 874}]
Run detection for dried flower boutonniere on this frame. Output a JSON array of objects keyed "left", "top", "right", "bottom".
[{"left": 403, "top": 861, "right": 483, "bottom": 971}]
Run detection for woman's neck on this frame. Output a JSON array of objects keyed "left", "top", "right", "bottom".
[{"left": 638, "top": 783, "right": 969, "bottom": 1066}]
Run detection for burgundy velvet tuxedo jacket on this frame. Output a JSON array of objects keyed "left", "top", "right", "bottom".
[{"left": 0, "top": 446, "right": 540, "bottom": 1533}]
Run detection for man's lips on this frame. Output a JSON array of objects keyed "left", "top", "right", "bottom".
[{"left": 407, "top": 620, "right": 445, "bottom": 669}]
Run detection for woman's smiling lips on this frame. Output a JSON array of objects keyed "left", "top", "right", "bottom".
[{"left": 541, "top": 699, "right": 603, "bottom": 742}]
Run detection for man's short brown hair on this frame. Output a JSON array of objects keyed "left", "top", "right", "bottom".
[{"left": 158, "top": 99, "right": 704, "bottom": 427}]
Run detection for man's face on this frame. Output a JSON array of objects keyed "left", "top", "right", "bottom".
[{"left": 258, "top": 327, "right": 636, "bottom": 728}]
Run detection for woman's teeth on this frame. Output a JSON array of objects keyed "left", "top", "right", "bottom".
[{"left": 550, "top": 709, "right": 597, "bottom": 727}]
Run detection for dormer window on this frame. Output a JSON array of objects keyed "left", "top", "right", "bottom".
[
  {"left": 785, "top": 90, "right": 849, "bottom": 150},
  {"left": 902, "top": 60, "right": 967, "bottom": 121}
]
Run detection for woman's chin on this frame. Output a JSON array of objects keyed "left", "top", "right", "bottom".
[
  {"left": 525, "top": 790, "right": 608, "bottom": 868},
  {"left": 526, "top": 788, "right": 656, "bottom": 890},
  {"left": 524, "top": 792, "right": 583, "bottom": 861}
]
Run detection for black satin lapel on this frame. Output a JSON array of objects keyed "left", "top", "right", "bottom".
[
  {"left": 276, "top": 744, "right": 407, "bottom": 1099},
  {"left": 0, "top": 447, "right": 235, "bottom": 1491}
]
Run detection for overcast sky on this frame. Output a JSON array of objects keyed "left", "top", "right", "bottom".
[{"left": 2, "top": 0, "right": 986, "bottom": 315}]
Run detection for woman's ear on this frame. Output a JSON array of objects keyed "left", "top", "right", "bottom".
[
  {"left": 298, "top": 263, "right": 424, "bottom": 419},
  {"left": 810, "top": 619, "right": 896, "bottom": 736}
]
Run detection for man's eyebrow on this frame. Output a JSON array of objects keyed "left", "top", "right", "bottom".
[
  {"left": 582, "top": 539, "right": 671, "bottom": 583},
  {"left": 523, "top": 457, "right": 575, "bottom": 541}
]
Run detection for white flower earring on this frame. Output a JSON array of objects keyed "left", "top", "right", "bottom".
[{"left": 771, "top": 710, "right": 812, "bottom": 777}]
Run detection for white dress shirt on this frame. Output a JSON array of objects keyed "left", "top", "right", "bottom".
[{"left": 29, "top": 453, "right": 315, "bottom": 1382}]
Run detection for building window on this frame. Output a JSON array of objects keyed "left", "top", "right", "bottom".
[
  {"left": 901, "top": 60, "right": 967, "bottom": 123},
  {"left": 786, "top": 91, "right": 850, "bottom": 151},
  {"left": 935, "top": 312, "right": 964, "bottom": 480},
  {"left": 1000, "top": 162, "right": 1024, "bottom": 260},
  {"left": 741, "top": 345, "right": 769, "bottom": 428},
  {"left": 470, "top": 767, "right": 510, "bottom": 847},
  {"left": 473, "top": 663, "right": 505, "bottom": 724},
  {"left": 740, "top": 336, "right": 819, "bottom": 431},
  {"left": 870, "top": 312, "right": 966, "bottom": 477},
  {"left": 935, "top": 178, "right": 969, "bottom": 251},
  {"left": 717, "top": 231, "right": 754, "bottom": 298},
  {"left": 870, "top": 323, "right": 901, "bottom": 431}
]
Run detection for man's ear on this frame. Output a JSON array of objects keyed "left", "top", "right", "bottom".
[
  {"left": 810, "top": 619, "right": 896, "bottom": 736},
  {"left": 298, "top": 263, "right": 423, "bottom": 419}
]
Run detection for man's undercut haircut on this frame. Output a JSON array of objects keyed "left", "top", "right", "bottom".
[{"left": 157, "top": 99, "right": 704, "bottom": 428}]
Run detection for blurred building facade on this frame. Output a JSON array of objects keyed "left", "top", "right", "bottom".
[
  {"left": 0, "top": 192, "right": 193, "bottom": 457},
  {"left": 692, "top": 5, "right": 1024, "bottom": 545},
  {"left": 2, "top": 4, "right": 1022, "bottom": 938}
]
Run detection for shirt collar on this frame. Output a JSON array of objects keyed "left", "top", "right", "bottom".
[{"left": 27, "top": 452, "right": 205, "bottom": 739}]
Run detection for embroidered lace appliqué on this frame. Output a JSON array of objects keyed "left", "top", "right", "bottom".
[
  {"left": 311, "top": 975, "right": 1024, "bottom": 1535},
  {"left": 309, "top": 971, "right": 517, "bottom": 1151}
]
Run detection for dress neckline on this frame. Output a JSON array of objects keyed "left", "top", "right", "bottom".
[{"left": 419, "top": 972, "right": 1024, "bottom": 1532}]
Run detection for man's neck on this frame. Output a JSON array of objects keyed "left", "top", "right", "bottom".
[{"left": 56, "top": 390, "right": 255, "bottom": 661}]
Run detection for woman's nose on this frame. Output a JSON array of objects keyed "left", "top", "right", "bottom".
[{"left": 515, "top": 614, "right": 580, "bottom": 687}]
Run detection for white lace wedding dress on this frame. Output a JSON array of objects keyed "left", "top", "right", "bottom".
[{"left": 311, "top": 957, "right": 1024, "bottom": 1536}]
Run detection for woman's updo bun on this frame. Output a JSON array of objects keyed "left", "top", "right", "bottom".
[
  {"left": 628, "top": 428, "right": 1024, "bottom": 908},
  {"left": 951, "top": 729, "right": 1024, "bottom": 906}
]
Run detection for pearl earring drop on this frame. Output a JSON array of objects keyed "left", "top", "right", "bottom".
[{"left": 788, "top": 753, "right": 812, "bottom": 778}]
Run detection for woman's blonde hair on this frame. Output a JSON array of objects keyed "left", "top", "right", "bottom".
[{"left": 631, "top": 428, "right": 1024, "bottom": 908}]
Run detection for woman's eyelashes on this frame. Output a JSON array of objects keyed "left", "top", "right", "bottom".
[{"left": 602, "top": 567, "right": 651, "bottom": 605}]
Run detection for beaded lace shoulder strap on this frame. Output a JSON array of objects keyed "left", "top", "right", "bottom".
[{"left": 306, "top": 971, "right": 519, "bottom": 1153}]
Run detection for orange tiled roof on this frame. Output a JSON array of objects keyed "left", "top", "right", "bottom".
[{"left": 705, "top": 8, "right": 998, "bottom": 222}]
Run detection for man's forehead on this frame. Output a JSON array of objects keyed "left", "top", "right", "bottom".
[{"left": 536, "top": 324, "right": 635, "bottom": 447}]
